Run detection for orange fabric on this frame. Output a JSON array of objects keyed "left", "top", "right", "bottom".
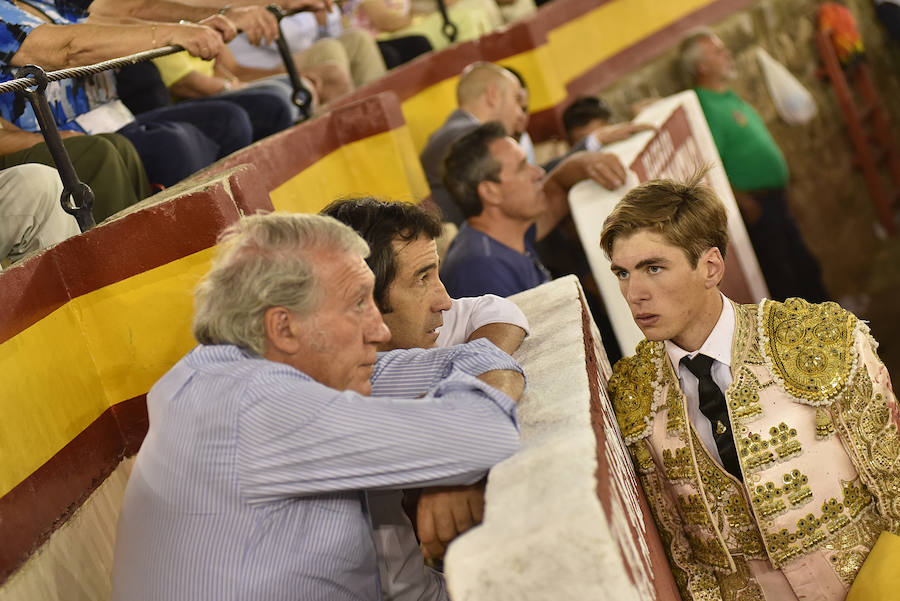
[{"left": 818, "top": 2, "right": 864, "bottom": 65}]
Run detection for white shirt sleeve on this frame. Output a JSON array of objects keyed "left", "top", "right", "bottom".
[{"left": 436, "top": 295, "right": 530, "bottom": 348}]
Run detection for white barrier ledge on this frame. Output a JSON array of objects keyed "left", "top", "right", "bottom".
[{"left": 445, "top": 275, "right": 679, "bottom": 601}]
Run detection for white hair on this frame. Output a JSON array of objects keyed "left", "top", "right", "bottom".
[{"left": 192, "top": 212, "right": 369, "bottom": 356}]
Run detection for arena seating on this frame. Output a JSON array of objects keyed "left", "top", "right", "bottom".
[{"left": 0, "top": 0, "right": 756, "bottom": 596}]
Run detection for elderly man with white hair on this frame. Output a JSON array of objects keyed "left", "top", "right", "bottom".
[{"left": 111, "top": 212, "right": 525, "bottom": 601}]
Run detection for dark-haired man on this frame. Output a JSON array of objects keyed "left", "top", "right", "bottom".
[
  {"left": 323, "top": 197, "right": 529, "bottom": 600},
  {"left": 419, "top": 62, "right": 525, "bottom": 224},
  {"left": 439, "top": 121, "right": 626, "bottom": 299},
  {"left": 603, "top": 172, "right": 900, "bottom": 601}
]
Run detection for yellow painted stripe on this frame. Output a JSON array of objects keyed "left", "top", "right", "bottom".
[
  {"left": 401, "top": 0, "right": 719, "bottom": 153},
  {"left": 547, "top": 0, "right": 711, "bottom": 84},
  {"left": 271, "top": 126, "right": 429, "bottom": 211},
  {"left": 0, "top": 249, "right": 213, "bottom": 497},
  {"left": 402, "top": 77, "right": 460, "bottom": 156},
  {"left": 498, "top": 44, "right": 568, "bottom": 113}
]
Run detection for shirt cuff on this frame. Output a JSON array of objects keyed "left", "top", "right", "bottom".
[
  {"left": 446, "top": 338, "right": 524, "bottom": 379},
  {"left": 429, "top": 368, "right": 520, "bottom": 422}
]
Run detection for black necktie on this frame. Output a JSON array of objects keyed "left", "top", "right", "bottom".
[{"left": 680, "top": 354, "right": 743, "bottom": 482}]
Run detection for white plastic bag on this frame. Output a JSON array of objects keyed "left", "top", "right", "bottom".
[{"left": 756, "top": 47, "right": 818, "bottom": 125}]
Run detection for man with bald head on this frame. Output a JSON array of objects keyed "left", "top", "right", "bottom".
[{"left": 419, "top": 62, "right": 525, "bottom": 224}]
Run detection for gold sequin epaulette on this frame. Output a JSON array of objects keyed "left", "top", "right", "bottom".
[
  {"left": 608, "top": 340, "right": 666, "bottom": 443},
  {"left": 757, "top": 298, "right": 860, "bottom": 406}
]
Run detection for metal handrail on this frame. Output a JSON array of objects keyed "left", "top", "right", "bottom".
[{"left": 1, "top": 45, "right": 186, "bottom": 232}]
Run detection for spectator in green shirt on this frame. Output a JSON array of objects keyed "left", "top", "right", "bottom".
[{"left": 680, "top": 29, "right": 828, "bottom": 303}]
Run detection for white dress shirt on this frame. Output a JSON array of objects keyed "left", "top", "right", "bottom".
[{"left": 664, "top": 294, "right": 735, "bottom": 467}]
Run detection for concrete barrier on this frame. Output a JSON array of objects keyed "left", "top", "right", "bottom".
[{"left": 445, "top": 275, "right": 680, "bottom": 601}]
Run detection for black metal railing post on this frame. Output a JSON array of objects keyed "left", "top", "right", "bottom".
[
  {"left": 267, "top": 4, "right": 314, "bottom": 121},
  {"left": 17, "top": 65, "right": 95, "bottom": 232}
]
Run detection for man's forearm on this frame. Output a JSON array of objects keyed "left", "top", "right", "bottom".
[
  {"left": 12, "top": 21, "right": 223, "bottom": 70},
  {"left": 467, "top": 323, "right": 526, "bottom": 356},
  {"left": 477, "top": 369, "right": 524, "bottom": 403},
  {"left": 88, "top": 0, "right": 217, "bottom": 22}
]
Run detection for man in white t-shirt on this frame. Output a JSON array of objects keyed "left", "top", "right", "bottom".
[{"left": 322, "top": 196, "right": 528, "bottom": 601}]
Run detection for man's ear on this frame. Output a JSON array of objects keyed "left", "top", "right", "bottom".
[
  {"left": 477, "top": 179, "right": 501, "bottom": 209},
  {"left": 701, "top": 247, "right": 726, "bottom": 289},
  {"left": 263, "top": 306, "right": 302, "bottom": 356},
  {"left": 483, "top": 82, "right": 500, "bottom": 109}
]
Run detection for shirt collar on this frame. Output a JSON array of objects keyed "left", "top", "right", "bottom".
[{"left": 664, "top": 293, "right": 735, "bottom": 369}]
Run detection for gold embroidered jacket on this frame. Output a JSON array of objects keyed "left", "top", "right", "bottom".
[{"left": 608, "top": 299, "right": 900, "bottom": 601}]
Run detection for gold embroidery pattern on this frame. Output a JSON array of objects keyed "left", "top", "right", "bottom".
[
  {"left": 691, "top": 432, "right": 766, "bottom": 560},
  {"left": 763, "top": 481, "right": 875, "bottom": 568},
  {"left": 750, "top": 469, "right": 813, "bottom": 519},
  {"left": 823, "top": 504, "right": 885, "bottom": 586},
  {"left": 629, "top": 442, "right": 655, "bottom": 474},
  {"left": 679, "top": 494, "right": 711, "bottom": 526},
  {"left": 737, "top": 422, "right": 802, "bottom": 474},
  {"left": 666, "top": 384, "right": 687, "bottom": 434},
  {"left": 687, "top": 532, "right": 732, "bottom": 570},
  {"left": 727, "top": 367, "right": 763, "bottom": 423},
  {"left": 759, "top": 298, "right": 857, "bottom": 405},
  {"left": 842, "top": 479, "right": 874, "bottom": 519},
  {"left": 816, "top": 406, "right": 835, "bottom": 440},
  {"left": 609, "top": 341, "right": 664, "bottom": 443},
  {"left": 664, "top": 447, "right": 695, "bottom": 481},
  {"left": 717, "top": 555, "right": 765, "bottom": 601},
  {"left": 639, "top": 468, "right": 722, "bottom": 601},
  {"left": 833, "top": 364, "right": 900, "bottom": 529}
]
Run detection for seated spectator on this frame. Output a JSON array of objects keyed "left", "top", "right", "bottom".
[
  {"left": 439, "top": 121, "right": 626, "bottom": 299},
  {"left": 543, "top": 96, "right": 654, "bottom": 171},
  {"left": 0, "top": 117, "right": 149, "bottom": 222},
  {"left": 228, "top": 7, "right": 401, "bottom": 81},
  {"left": 420, "top": 62, "right": 525, "bottom": 224},
  {"left": 111, "top": 212, "right": 524, "bottom": 600},
  {"left": 151, "top": 48, "right": 299, "bottom": 132},
  {"left": 0, "top": 163, "right": 79, "bottom": 266},
  {"left": 342, "top": 0, "right": 497, "bottom": 52},
  {"left": 323, "top": 196, "right": 529, "bottom": 599},
  {"left": 0, "top": 3, "right": 256, "bottom": 188},
  {"left": 405, "top": 0, "right": 535, "bottom": 34},
  {"left": 504, "top": 66, "right": 535, "bottom": 164},
  {"left": 81, "top": 0, "right": 336, "bottom": 114}
]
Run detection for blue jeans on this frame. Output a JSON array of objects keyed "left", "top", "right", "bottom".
[
  {"left": 117, "top": 100, "right": 253, "bottom": 187},
  {"left": 217, "top": 84, "right": 295, "bottom": 138}
]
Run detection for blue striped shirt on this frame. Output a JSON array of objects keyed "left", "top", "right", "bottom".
[{"left": 111, "top": 339, "right": 521, "bottom": 601}]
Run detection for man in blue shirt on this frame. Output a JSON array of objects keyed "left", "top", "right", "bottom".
[
  {"left": 111, "top": 212, "right": 525, "bottom": 601},
  {"left": 440, "top": 120, "right": 627, "bottom": 299},
  {"left": 325, "top": 196, "right": 530, "bottom": 600}
]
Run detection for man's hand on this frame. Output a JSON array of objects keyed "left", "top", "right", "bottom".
[
  {"left": 574, "top": 151, "right": 627, "bottom": 190},
  {"left": 416, "top": 482, "right": 485, "bottom": 560},
  {"left": 163, "top": 22, "right": 225, "bottom": 60},
  {"left": 220, "top": 6, "right": 279, "bottom": 45},
  {"left": 198, "top": 14, "right": 238, "bottom": 42},
  {"left": 591, "top": 122, "right": 655, "bottom": 145}
]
